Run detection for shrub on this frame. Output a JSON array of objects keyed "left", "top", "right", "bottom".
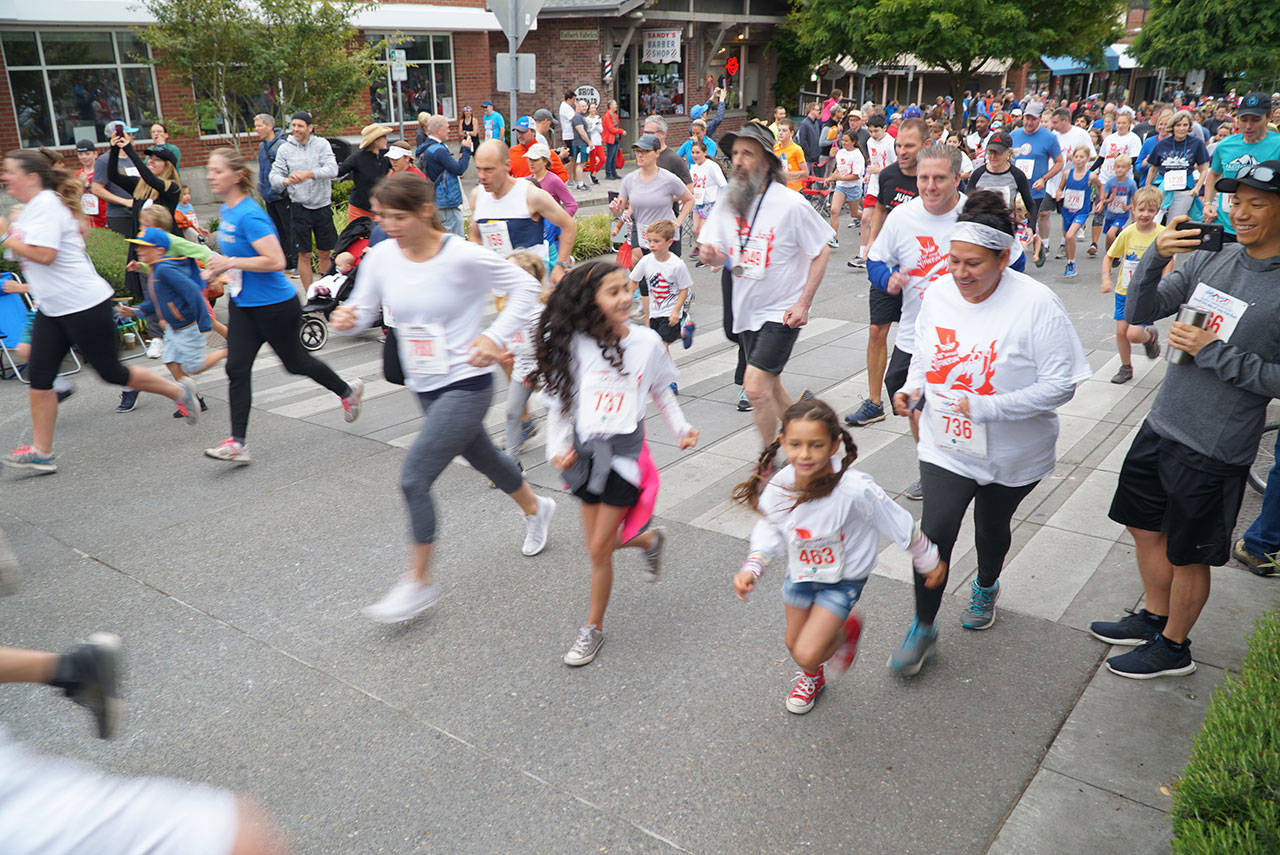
[
  {"left": 330, "top": 179, "right": 353, "bottom": 210},
  {"left": 572, "top": 213, "right": 613, "bottom": 261},
  {"left": 1172, "top": 607, "right": 1280, "bottom": 854},
  {"left": 85, "top": 227, "right": 131, "bottom": 297}
]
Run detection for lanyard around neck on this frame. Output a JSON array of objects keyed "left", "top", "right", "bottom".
[{"left": 738, "top": 181, "right": 771, "bottom": 255}]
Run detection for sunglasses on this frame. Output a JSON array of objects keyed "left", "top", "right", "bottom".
[{"left": 1236, "top": 163, "right": 1277, "bottom": 183}]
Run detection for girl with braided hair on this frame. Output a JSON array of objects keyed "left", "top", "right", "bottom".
[
  {"left": 731, "top": 397, "right": 945, "bottom": 714},
  {"left": 536, "top": 259, "right": 699, "bottom": 667}
]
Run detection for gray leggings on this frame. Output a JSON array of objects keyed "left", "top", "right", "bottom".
[
  {"left": 402, "top": 381, "right": 524, "bottom": 544},
  {"left": 503, "top": 378, "right": 535, "bottom": 462}
]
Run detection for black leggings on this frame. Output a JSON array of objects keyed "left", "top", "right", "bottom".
[
  {"left": 226, "top": 297, "right": 350, "bottom": 442},
  {"left": 914, "top": 462, "right": 1039, "bottom": 624},
  {"left": 721, "top": 266, "right": 747, "bottom": 386},
  {"left": 28, "top": 299, "right": 130, "bottom": 390}
]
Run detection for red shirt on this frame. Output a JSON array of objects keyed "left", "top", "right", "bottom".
[{"left": 77, "top": 167, "right": 106, "bottom": 228}]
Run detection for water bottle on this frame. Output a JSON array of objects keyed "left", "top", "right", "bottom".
[{"left": 1167, "top": 305, "right": 1209, "bottom": 366}]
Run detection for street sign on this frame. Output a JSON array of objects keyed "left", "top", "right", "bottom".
[
  {"left": 487, "top": 0, "right": 545, "bottom": 49},
  {"left": 575, "top": 85, "right": 600, "bottom": 105},
  {"left": 496, "top": 53, "right": 537, "bottom": 94},
  {"left": 389, "top": 49, "right": 407, "bottom": 83}
]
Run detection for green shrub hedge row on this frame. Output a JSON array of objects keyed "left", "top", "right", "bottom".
[{"left": 1172, "top": 607, "right": 1280, "bottom": 854}]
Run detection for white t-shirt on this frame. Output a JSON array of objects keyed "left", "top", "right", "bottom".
[
  {"left": 1098, "top": 131, "right": 1142, "bottom": 184},
  {"left": 1047, "top": 126, "right": 1096, "bottom": 195},
  {"left": 8, "top": 190, "right": 112, "bottom": 317},
  {"left": 700, "top": 183, "right": 834, "bottom": 333},
  {"left": 833, "top": 147, "right": 866, "bottom": 186},
  {"left": 689, "top": 159, "right": 727, "bottom": 207},
  {"left": 905, "top": 268, "right": 1092, "bottom": 486},
  {"left": 866, "top": 134, "right": 897, "bottom": 197},
  {"left": 867, "top": 195, "right": 965, "bottom": 355},
  {"left": 586, "top": 115, "right": 603, "bottom": 146},
  {"left": 559, "top": 102, "right": 576, "bottom": 144},
  {"left": 749, "top": 465, "right": 915, "bottom": 583},
  {"left": 630, "top": 252, "right": 692, "bottom": 317},
  {"left": 339, "top": 235, "right": 541, "bottom": 393}
]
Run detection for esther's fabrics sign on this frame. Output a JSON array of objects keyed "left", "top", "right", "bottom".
[{"left": 642, "top": 29, "right": 681, "bottom": 63}]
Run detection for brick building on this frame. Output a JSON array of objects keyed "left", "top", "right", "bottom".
[{"left": 2, "top": 0, "right": 783, "bottom": 197}]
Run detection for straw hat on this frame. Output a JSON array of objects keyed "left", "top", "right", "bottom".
[{"left": 359, "top": 123, "right": 394, "bottom": 150}]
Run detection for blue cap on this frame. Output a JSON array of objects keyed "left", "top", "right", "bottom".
[
  {"left": 514, "top": 115, "right": 534, "bottom": 131},
  {"left": 690, "top": 104, "right": 707, "bottom": 120},
  {"left": 482, "top": 99, "right": 494, "bottom": 107},
  {"left": 125, "top": 227, "right": 171, "bottom": 250},
  {"left": 903, "top": 105, "right": 923, "bottom": 119}
]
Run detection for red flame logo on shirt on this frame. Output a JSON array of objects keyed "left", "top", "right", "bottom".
[
  {"left": 925, "top": 327, "right": 997, "bottom": 395},
  {"left": 905, "top": 236, "right": 949, "bottom": 287},
  {"left": 795, "top": 528, "right": 812, "bottom": 539}
]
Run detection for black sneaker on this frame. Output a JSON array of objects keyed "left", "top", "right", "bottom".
[
  {"left": 1089, "top": 608, "right": 1166, "bottom": 646},
  {"left": 115, "top": 389, "right": 139, "bottom": 413},
  {"left": 50, "top": 633, "right": 123, "bottom": 739},
  {"left": 1105, "top": 634, "right": 1196, "bottom": 679},
  {"left": 736, "top": 389, "right": 753, "bottom": 412},
  {"left": 1110, "top": 364, "right": 1133, "bottom": 384}
]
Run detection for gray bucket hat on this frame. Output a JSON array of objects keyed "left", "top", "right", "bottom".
[{"left": 717, "top": 120, "right": 781, "bottom": 168}]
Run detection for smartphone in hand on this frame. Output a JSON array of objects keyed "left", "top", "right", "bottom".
[{"left": 1176, "top": 220, "right": 1224, "bottom": 252}]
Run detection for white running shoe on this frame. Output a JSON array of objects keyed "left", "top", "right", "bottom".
[
  {"left": 522, "top": 496, "right": 556, "bottom": 556},
  {"left": 342, "top": 377, "right": 364, "bottom": 423},
  {"left": 176, "top": 377, "right": 201, "bottom": 425},
  {"left": 146, "top": 338, "right": 163, "bottom": 359},
  {"left": 641, "top": 527, "right": 665, "bottom": 582},
  {"left": 205, "top": 438, "right": 251, "bottom": 463},
  {"left": 563, "top": 624, "right": 604, "bottom": 666},
  {"left": 362, "top": 578, "right": 440, "bottom": 623}
]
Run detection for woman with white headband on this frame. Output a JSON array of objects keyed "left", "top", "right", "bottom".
[{"left": 886, "top": 190, "right": 1091, "bottom": 676}]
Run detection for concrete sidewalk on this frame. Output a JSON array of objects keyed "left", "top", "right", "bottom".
[{"left": 2, "top": 234, "right": 1278, "bottom": 853}]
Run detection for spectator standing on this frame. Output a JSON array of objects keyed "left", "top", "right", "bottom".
[
  {"left": 602, "top": 99, "right": 625, "bottom": 179},
  {"left": 559, "top": 91, "right": 577, "bottom": 159},
  {"left": 482, "top": 100, "right": 506, "bottom": 143},
  {"left": 338, "top": 123, "right": 392, "bottom": 223},
  {"left": 419, "top": 114, "right": 474, "bottom": 237},
  {"left": 252, "top": 114, "right": 296, "bottom": 273},
  {"left": 459, "top": 105, "right": 479, "bottom": 148},
  {"left": 148, "top": 122, "right": 181, "bottom": 167},
  {"left": 73, "top": 140, "right": 105, "bottom": 230},
  {"left": 269, "top": 110, "right": 340, "bottom": 290},
  {"left": 795, "top": 102, "right": 824, "bottom": 174},
  {"left": 585, "top": 102, "right": 604, "bottom": 184},
  {"left": 570, "top": 99, "right": 591, "bottom": 189}
]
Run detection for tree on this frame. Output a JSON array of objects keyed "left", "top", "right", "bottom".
[
  {"left": 248, "top": 0, "right": 388, "bottom": 130},
  {"left": 1130, "top": 0, "right": 1280, "bottom": 87},
  {"left": 137, "top": 0, "right": 387, "bottom": 147},
  {"left": 786, "top": 0, "right": 1127, "bottom": 122}
]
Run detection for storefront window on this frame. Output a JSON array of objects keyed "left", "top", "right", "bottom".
[
  {"left": 3, "top": 30, "right": 160, "bottom": 147},
  {"left": 638, "top": 61, "right": 684, "bottom": 116},
  {"left": 368, "top": 34, "right": 457, "bottom": 122}
]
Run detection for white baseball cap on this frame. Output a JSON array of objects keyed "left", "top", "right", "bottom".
[{"left": 523, "top": 142, "right": 552, "bottom": 161}]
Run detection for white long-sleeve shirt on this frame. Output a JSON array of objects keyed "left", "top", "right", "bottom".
[
  {"left": 338, "top": 235, "right": 541, "bottom": 393},
  {"left": 544, "top": 326, "right": 692, "bottom": 485},
  {"left": 749, "top": 465, "right": 916, "bottom": 583}
]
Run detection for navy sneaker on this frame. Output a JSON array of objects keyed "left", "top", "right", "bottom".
[
  {"left": 844, "top": 398, "right": 886, "bottom": 427},
  {"left": 1106, "top": 634, "right": 1196, "bottom": 679},
  {"left": 1089, "top": 608, "right": 1166, "bottom": 646},
  {"left": 115, "top": 389, "right": 140, "bottom": 413}
]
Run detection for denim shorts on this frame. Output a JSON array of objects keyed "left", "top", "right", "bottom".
[
  {"left": 161, "top": 323, "right": 208, "bottom": 374},
  {"left": 781, "top": 575, "right": 866, "bottom": 619},
  {"left": 833, "top": 182, "right": 863, "bottom": 200}
]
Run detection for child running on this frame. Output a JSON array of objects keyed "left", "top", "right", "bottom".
[
  {"left": 536, "top": 260, "right": 699, "bottom": 667},
  {"left": 1101, "top": 186, "right": 1165, "bottom": 384},
  {"left": 824, "top": 130, "right": 865, "bottom": 246},
  {"left": 688, "top": 141, "right": 726, "bottom": 261},
  {"left": 503, "top": 251, "right": 549, "bottom": 467},
  {"left": 120, "top": 228, "right": 228, "bottom": 416},
  {"left": 134, "top": 205, "right": 228, "bottom": 339},
  {"left": 731, "top": 398, "right": 945, "bottom": 714},
  {"left": 629, "top": 220, "right": 692, "bottom": 391},
  {"left": 1055, "top": 145, "right": 1100, "bottom": 277},
  {"left": 1096, "top": 155, "right": 1137, "bottom": 257}
]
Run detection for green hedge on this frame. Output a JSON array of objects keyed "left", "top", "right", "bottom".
[
  {"left": 86, "top": 227, "right": 130, "bottom": 298},
  {"left": 1172, "top": 607, "right": 1280, "bottom": 854}
]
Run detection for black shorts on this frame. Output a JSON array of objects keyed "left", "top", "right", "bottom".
[
  {"left": 28, "top": 299, "right": 131, "bottom": 390},
  {"left": 1039, "top": 195, "right": 1059, "bottom": 214},
  {"left": 649, "top": 316, "right": 680, "bottom": 344},
  {"left": 869, "top": 287, "right": 903, "bottom": 325},
  {"left": 1108, "top": 421, "right": 1249, "bottom": 566},
  {"left": 884, "top": 346, "right": 912, "bottom": 402},
  {"left": 291, "top": 203, "right": 338, "bottom": 254},
  {"left": 1027, "top": 196, "right": 1045, "bottom": 231},
  {"left": 572, "top": 470, "right": 641, "bottom": 508},
  {"left": 738, "top": 321, "right": 800, "bottom": 376}
]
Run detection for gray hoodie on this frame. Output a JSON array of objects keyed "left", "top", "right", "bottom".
[
  {"left": 269, "top": 133, "right": 339, "bottom": 210},
  {"left": 1127, "top": 241, "right": 1280, "bottom": 466}
]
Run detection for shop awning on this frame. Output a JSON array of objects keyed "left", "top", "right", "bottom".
[
  {"left": 1041, "top": 48, "right": 1120, "bottom": 75},
  {"left": 1111, "top": 43, "right": 1139, "bottom": 69}
]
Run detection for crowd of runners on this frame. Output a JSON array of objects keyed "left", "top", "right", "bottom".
[{"left": 3, "top": 84, "right": 1280, "bottom": 853}]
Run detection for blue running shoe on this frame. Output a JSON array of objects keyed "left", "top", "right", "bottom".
[
  {"left": 844, "top": 398, "right": 886, "bottom": 427},
  {"left": 681, "top": 317, "right": 695, "bottom": 349},
  {"left": 1064, "top": 261, "right": 1078, "bottom": 277},
  {"left": 889, "top": 618, "right": 937, "bottom": 676},
  {"left": 961, "top": 579, "right": 999, "bottom": 630}
]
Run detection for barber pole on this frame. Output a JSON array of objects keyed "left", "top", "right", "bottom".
[{"left": 602, "top": 53, "right": 613, "bottom": 84}]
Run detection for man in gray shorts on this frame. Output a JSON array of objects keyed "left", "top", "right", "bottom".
[{"left": 695, "top": 121, "right": 834, "bottom": 448}]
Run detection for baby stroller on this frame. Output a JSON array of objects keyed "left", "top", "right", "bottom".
[{"left": 298, "top": 215, "right": 377, "bottom": 351}]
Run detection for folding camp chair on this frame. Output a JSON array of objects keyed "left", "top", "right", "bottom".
[{"left": 0, "top": 273, "right": 82, "bottom": 383}]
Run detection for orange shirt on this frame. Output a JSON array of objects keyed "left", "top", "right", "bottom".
[
  {"left": 510, "top": 144, "right": 569, "bottom": 183},
  {"left": 774, "top": 141, "right": 807, "bottom": 191}
]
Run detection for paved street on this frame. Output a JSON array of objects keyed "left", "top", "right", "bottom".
[{"left": 2, "top": 230, "right": 1277, "bottom": 854}]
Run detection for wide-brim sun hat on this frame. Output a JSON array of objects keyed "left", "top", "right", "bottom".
[
  {"left": 359, "top": 123, "right": 394, "bottom": 150},
  {"left": 717, "top": 121, "right": 780, "bottom": 167}
]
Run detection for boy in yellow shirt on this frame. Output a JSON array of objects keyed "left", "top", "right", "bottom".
[{"left": 1101, "top": 186, "right": 1169, "bottom": 383}]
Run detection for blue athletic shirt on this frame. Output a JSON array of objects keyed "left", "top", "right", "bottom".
[
  {"left": 1059, "top": 169, "right": 1093, "bottom": 216},
  {"left": 216, "top": 196, "right": 297, "bottom": 307},
  {"left": 1009, "top": 127, "right": 1061, "bottom": 199},
  {"left": 1209, "top": 131, "right": 1280, "bottom": 233}
]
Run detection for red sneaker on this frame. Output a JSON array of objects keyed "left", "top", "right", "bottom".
[
  {"left": 829, "top": 608, "right": 864, "bottom": 675},
  {"left": 786, "top": 666, "right": 825, "bottom": 714}
]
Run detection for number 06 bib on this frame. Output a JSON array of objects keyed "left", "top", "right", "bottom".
[{"left": 788, "top": 530, "right": 845, "bottom": 584}]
